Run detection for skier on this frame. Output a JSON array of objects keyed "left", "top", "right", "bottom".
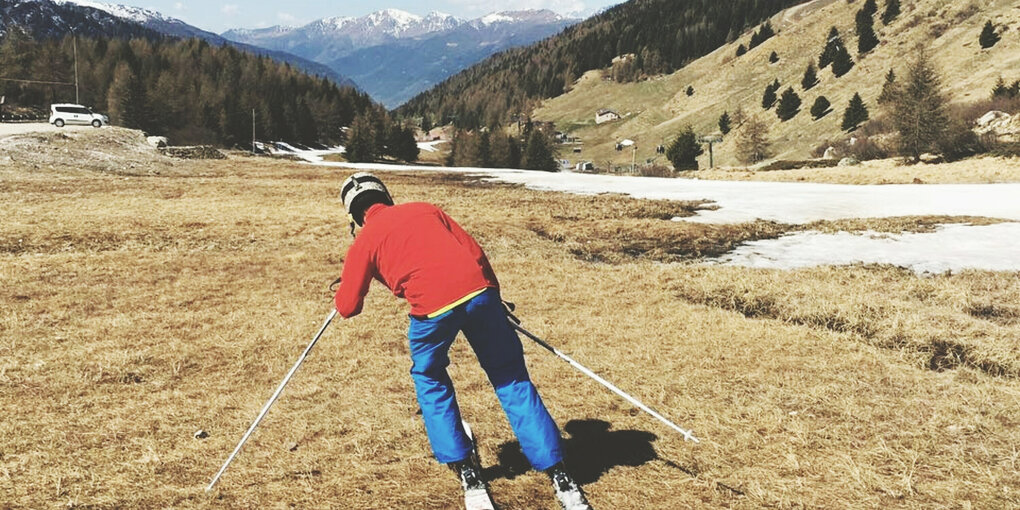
[{"left": 333, "top": 173, "right": 592, "bottom": 510}]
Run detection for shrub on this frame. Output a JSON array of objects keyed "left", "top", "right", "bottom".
[
  {"left": 769, "top": 51, "right": 780, "bottom": 64},
  {"left": 938, "top": 116, "right": 986, "bottom": 162},
  {"left": 639, "top": 164, "right": 675, "bottom": 177},
  {"left": 811, "top": 96, "right": 832, "bottom": 119},
  {"left": 846, "top": 135, "right": 891, "bottom": 161}
]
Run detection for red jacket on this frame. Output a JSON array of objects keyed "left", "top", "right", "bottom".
[{"left": 334, "top": 202, "right": 499, "bottom": 318}]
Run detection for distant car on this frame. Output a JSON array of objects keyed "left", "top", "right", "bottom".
[{"left": 49, "top": 104, "right": 109, "bottom": 128}]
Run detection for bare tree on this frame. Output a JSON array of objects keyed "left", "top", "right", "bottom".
[{"left": 737, "top": 115, "right": 771, "bottom": 164}]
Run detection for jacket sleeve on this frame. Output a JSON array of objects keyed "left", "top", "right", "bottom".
[
  {"left": 438, "top": 208, "right": 500, "bottom": 288},
  {"left": 334, "top": 239, "right": 374, "bottom": 318}
]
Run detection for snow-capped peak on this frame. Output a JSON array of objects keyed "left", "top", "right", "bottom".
[
  {"left": 476, "top": 10, "right": 565, "bottom": 26},
  {"left": 51, "top": 0, "right": 169, "bottom": 24},
  {"left": 368, "top": 8, "right": 422, "bottom": 27}
]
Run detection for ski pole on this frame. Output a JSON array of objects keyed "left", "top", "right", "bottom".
[
  {"left": 207, "top": 308, "right": 339, "bottom": 491},
  {"left": 510, "top": 320, "right": 700, "bottom": 443}
]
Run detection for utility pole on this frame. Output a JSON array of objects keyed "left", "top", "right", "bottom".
[{"left": 72, "top": 29, "right": 78, "bottom": 104}]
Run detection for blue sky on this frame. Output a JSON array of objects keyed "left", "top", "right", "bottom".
[{"left": 141, "top": 0, "right": 621, "bottom": 33}]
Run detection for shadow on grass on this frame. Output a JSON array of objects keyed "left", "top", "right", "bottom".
[{"left": 482, "top": 418, "right": 694, "bottom": 485}]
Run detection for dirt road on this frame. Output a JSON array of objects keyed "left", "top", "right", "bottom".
[{"left": 0, "top": 122, "right": 95, "bottom": 138}]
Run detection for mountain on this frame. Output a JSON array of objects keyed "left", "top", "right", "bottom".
[
  {"left": 532, "top": 0, "right": 1020, "bottom": 167},
  {"left": 223, "top": 9, "right": 464, "bottom": 63},
  {"left": 222, "top": 9, "right": 577, "bottom": 108},
  {"left": 397, "top": 0, "right": 808, "bottom": 128},
  {"left": 0, "top": 0, "right": 358, "bottom": 88}
]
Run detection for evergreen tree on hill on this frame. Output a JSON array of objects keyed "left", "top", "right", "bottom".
[
  {"left": 718, "top": 111, "right": 732, "bottom": 135},
  {"left": 856, "top": 7, "right": 879, "bottom": 54},
  {"left": 666, "top": 125, "right": 703, "bottom": 170},
  {"left": 749, "top": 21, "right": 776, "bottom": 49},
  {"left": 881, "top": 0, "right": 900, "bottom": 25},
  {"left": 819, "top": 27, "right": 841, "bottom": 68},
  {"left": 890, "top": 51, "right": 947, "bottom": 162},
  {"left": 802, "top": 62, "right": 819, "bottom": 90},
  {"left": 877, "top": 69, "right": 899, "bottom": 104},
  {"left": 762, "top": 79, "right": 780, "bottom": 109},
  {"left": 831, "top": 43, "right": 855, "bottom": 77},
  {"left": 980, "top": 21, "right": 1001, "bottom": 49},
  {"left": 842, "top": 93, "right": 869, "bottom": 131},
  {"left": 736, "top": 44, "right": 747, "bottom": 57},
  {"left": 862, "top": 0, "right": 878, "bottom": 17},
  {"left": 776, "top": 87, "right": 801, "bottom": 121}
]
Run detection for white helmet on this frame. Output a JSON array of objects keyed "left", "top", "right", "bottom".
[{"left": 340, "top": 172, "right": 393, "bottom": 225}]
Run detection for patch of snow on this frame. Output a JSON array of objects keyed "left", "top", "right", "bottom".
[
  {"left": 55, "top": 0, "right": 163, "bottom": 23},
  {"left": 284, "top": 155, "right": 1020, "bottom": 273},
  {"left": 417, "top": 140, "right": 446, "bottom": 153},
  {"left": 480, "top": 13, "right": 515, "bottom": 25},
  {"left": 717, "top": 223, "right": 1020, "bottom": 274}
]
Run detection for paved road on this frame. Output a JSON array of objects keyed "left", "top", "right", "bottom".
[{"left": 0, "top": 122, "right": 95, "bottom": 138}]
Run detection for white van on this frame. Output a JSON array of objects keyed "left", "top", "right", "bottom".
[{"left": 49, "top": 104, "right": 109, "bottom": 128}]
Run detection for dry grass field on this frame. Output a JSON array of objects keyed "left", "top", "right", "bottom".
[{"left": 2, "top": 131, "right": 1019, "bottom": 509}]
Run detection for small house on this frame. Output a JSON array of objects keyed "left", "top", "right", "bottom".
[{"left": 595, "top": 109, "right": 620, "bottom": 125}]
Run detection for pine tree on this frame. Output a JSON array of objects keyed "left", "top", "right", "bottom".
[
  {"left": 842, "top": 93, "right": 869, "bottom": 131},
  {"left": 521, "top": 129, "right": 557, "bottom": 171},
  {"left": 346, "top": 113, "right": 378, "bottom": 163},
  {"left": 736, "top": 44, "right": 747, "bottom": 57},
  {"left": 980, "top": 21, "right": 1001, "bottom": 49},
  {"left": 802, "top": 62, "right": 819, "bottom": 90},
  {"left": 388, "top": 125, "right": 420, "bottom": 162},
  {"left": 810, "top": 96, "right": 831, "bottom": 120},
  {"left": 666, "top": 125, "right": 703, "bottom": 170},
  {"left": 686, "top": 85, "right": 695, "bottom": 96},
  {"left": 863, "top": 0, "right": 878, "bottom": 16},
  {"left": 856, "top": 8, "right": 879, "bottom": 54},
  {"left": 762, "top": 79, "right": 780, "bottom": 109},
  {"left": 819, "top": 27, "right": 841, "bottom": 68},
  {"left": 776, "top": 88, "right": 801, "bottom": 121},
  {"left": 718, "top": 111, "right": 732, "bottom": 135},
  {"left": 769, "top": 51, "right": 779, "bottom": 64},
  {"left": 877, "top": 69, "right": 899, "bottom": 104},
  {"left": 891, "top": 51, "right": 947, "bottom": 162},
  {"left": 736, "top": 116, "right": 770, "bottom": 163},
  {"left": 831, "top": 44, "right": 855, "bottom": 77},
  {"left": 881, "top": 0, "right": 900, "bottom": 25}
]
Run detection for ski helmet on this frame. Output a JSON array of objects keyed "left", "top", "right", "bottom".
[{"left": 340, "top": 172, "right": 393, "bottom": 225}]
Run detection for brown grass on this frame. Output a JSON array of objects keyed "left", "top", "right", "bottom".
[
  {"left": 679, "top": 156, "right": 1020, "bottom": 184},
  {"left": 1, "top": 148, "right": 1019, "bottom": 508}
]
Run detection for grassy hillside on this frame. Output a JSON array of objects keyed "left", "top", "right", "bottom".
[
  {"left": 398, "top": 0, "right": 807, "bottom": 128},
  {"left": 535, "top": 0, "right": 1020, "bottom": 168},
  {"left": 2, "top": 128, "right": 1019, "bottom": 508}
]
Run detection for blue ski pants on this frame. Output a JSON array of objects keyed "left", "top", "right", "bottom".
[{"left": 407, "top": 288, "right": 563, "bottom": 470}]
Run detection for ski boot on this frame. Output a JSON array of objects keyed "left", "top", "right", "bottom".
[{"left": 546, "top": 462, "right": 593, "bottom": 510}]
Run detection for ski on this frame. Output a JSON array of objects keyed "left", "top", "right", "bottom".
[{"left": 461, "top": 421, "right": 496, "bottom": 510}]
